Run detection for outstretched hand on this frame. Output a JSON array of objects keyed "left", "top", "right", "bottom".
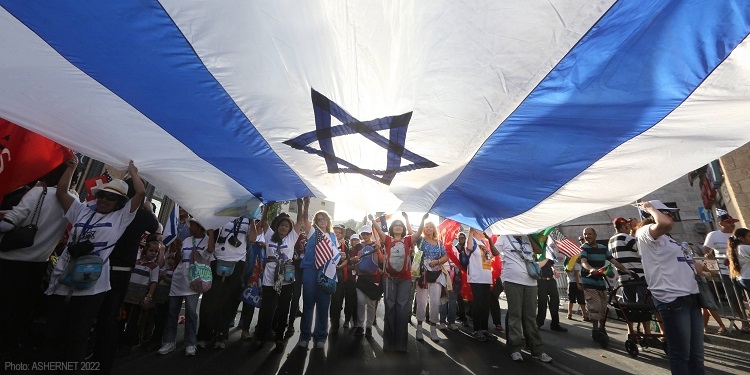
[{"left": 65, "top": 155, "right": 78, "bottom": 168}]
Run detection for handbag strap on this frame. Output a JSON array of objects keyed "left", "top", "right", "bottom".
[
  {"left": 28, "top": 187, "right": 47, "bottom": 226},
  {"left": 508, "top": 236, "right": 530, "bottom": 262},
  {"left": 678, "top": 241, "right": 700, "bottom": 276}
]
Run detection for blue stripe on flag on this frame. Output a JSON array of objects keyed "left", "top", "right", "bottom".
[
  {"left": 433, "top": 0, "right": 750, "bottom": 228},
  {"left": 0, "top": 1, "right": 311, "bottom": 201},
  {"left": 162, "top": 204, "right": 179, "bottom": 246}
]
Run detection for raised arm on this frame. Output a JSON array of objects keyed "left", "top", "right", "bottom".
[
  {"left": 259, "top": 203, "right": 271, "bottom": 233},
  {"left": 403, "top": 212, "right": 414, "bottom": 236},
  {"left": 369, "top": 214, "right": 386, "bottom": 240},
  {"left": 56, "top": 155, "right": 78, "bottom": 212},
  {"left": 410, "top": 213, "right": 429, "bottom": 244},
  {"left": 643, "top": 202, "right": 674, "bottom": 240},
  {"left": 484, "top": 232, "right": 500, "bottom": 256},
  {"left": 127, "top": 161, "right": 146, "bottom": 213},
  {"left": 295, "top": 197, "right": 307, "bottom": 234}
]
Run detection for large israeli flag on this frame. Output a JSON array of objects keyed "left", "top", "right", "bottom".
[{"left": 1, "top": 1, "right": 749, "bottom": 233}]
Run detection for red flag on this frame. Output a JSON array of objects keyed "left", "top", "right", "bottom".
[
  {"left": 0, "top": 119, "right": 71, "bottom": 197},
  {"left": 314, "top": 225, "right": 334, "bottom": 269},
  {"left": 549, "top": 228, "right": 582, "bottom": 258},
  {"left": 438, "top": 218, "right": 461, "bottom": 252}
]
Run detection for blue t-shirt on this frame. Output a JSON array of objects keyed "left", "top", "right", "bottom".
[{"left": 416, "top": 237, "right": 446, "bottom": 263}]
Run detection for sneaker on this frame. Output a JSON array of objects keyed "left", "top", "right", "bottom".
[
  {"left": 415, "top": 328, "right": 424, "bottom": 341},
  {"left": 482, "top": 330, "right": 498, "bottom": 340},
  {"left": 158, "top": 342, "right": 176, "bottom": 355},
  {"left": 510, "top": 352, "right": 524, "bottom": 362},
  {"left": 185, "top": 345, "right": 196, "bottom": 356},
  {"left": 354, "top": 327, "right": 364, "bottom": 336},
  {"left": 472, "top": 331, "right": 487, "bottom": 342},
  {"left": 241, "top": 330, "right": 252, "bottom": 340},
  {"left": 297, "top": 340, "right": 308, "bottom": 348},
  {"left": 214, "top": 340, "right": 226, "bottom": 349},
  {"left": 436, "top": 323, "right": 447, "bottom": 330},
  {"left": 430, "top": 326, "right": 439, "bottom": 341},
  {"left": 196, "top": 340, "right": 206, "bottom": 349},
  {"left": 365, "top": 328, "right": 373, "bottom": 337},
  {"left": 315, "top": 341, "right": 325, "bottom": 349},
  {"left": 448, "top": 323, "right": 459, "bottom": 331},
  {"left": 532, "top": 353, "right": 553, "bottom": 363}
]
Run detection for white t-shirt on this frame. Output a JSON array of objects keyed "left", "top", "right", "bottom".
[
  {"left": 637, "top": 225, "right": 699, "bottom": 303},
  {"left": 703, "top": 230, "right": 732, "bottom": 275},
  {"left": 214, "top": 218, "right": 250, "bottom": 262},
  {"left": 170, "top": 235, "right": 213, "bottom": 296},
  {"left": 464, "top": 238, "right": 493, "bottom": 284},
  {"left": 736, "top": 244, "right": 750, "bottom": 281},
  {"left": 497, "top": 235, "right": 537, "bottom": 287},
  {"left": 263, "top": 227, "right": 299, "bottom": 287},
  {"left": 46, "top": 199, "right": 137, "bottom": 296}
]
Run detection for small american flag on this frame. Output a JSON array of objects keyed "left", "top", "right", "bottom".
[
  {"left": 549, "top": 228, "right": 582, "bottom": 258},
  {"left": 314, "top": 225, "right": 334, "bottom": 269}
]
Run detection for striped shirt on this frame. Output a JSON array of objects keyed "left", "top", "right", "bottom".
[
  {"left": 580, "top": 243, "right": 612, "bottom": 290},
  {"left": 608, "top": 233, "right": 643, "bottom": 282}
]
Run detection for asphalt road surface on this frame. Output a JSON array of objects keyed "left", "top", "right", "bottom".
[{"left": 113, "top": 298, "right": 750, "bottom": 375}]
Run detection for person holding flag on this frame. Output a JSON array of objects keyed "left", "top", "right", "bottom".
[{"left": 298, "top": 199, "right": 339, "bottom": 349}]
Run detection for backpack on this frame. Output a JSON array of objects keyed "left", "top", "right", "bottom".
[
  {"left": 356, "top": 244, "right": 379, "bottom": 275},
  {"left": 386, "top": 238, "right": 410, "bottom": 275},
  {"left": 60, "top": 253, "right": 104, "bottom": 290},
  {"left": 188, "top": 245, "right": 212, "bottom": 293}
]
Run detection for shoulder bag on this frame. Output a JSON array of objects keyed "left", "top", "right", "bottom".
[
  {"left": 509, "top": 237, "right": 541, "bottom": 280},
  {"left": 0, "top": 187, "right": 46, "bottom": 252}
]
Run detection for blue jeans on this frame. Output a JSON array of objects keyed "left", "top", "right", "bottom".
[
  {"left": 164, "top": 294, "right": 199, "bottom": 346},
  {"left": 440, "top": 289, "right": 457, "bottom": 324},
  {"left": 654, "top": 295, "right": 704, "bottom": 375},
  {"left": 300, "top": 267, "right": 332, "bottom": 343}
]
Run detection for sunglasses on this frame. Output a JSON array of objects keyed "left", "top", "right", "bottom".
[
  {"left": 95, "top": 191, "right": 121, "bottom": 201},
  {"left": 316, "top": 217, "right": 328, "bottom": 222}
]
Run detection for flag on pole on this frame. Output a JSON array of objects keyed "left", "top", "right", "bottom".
[
  {"left": 549, "top": 228, "right": 582, "bottom": 258},
  {"left": 314, "top": 225, "right": 334, "bottom": 269},
  {"left": 162, "top": 204, "right": 180, "bottom": 246}
]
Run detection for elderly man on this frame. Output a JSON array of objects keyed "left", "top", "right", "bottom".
[{"left": 580, "top": 227, "right": 632, "bottom": 347}]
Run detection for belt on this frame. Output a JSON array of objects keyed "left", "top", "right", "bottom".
[
  {"left": 541, "top": 277, "right": 554, "bottom": 281},
  {"left": 111, "top": 266, "right": 132, "bottom": 272}
]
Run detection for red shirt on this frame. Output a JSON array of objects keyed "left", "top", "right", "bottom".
[{"left": 384, "top": 236, "right": 412, "bottom": 280}]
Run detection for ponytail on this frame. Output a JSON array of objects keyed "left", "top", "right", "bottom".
[{"left": 728, "top": 228, "right": 750, "bottom": 280}]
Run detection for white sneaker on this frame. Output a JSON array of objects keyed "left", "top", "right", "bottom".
[
  {"left": 448, "top": 323, "right": 459, "bottom": 331},
  {"left": 510, "top": 352, "right": 524, "bottom": 362},
  {"left": 430, "top": 326, "right": 440, "bottom": 341},
  {"left": 157, "top": 342, "right": 176, "bottom": 355},
  {"left": 533, "top": 353, "right": 553, "bottom": 363},
  {"left": 436, "top": 323, "right": 447, "bottom": 330},
  {"left": 185, "top": 345, "right": 196, "bottom": 356},
  {"left": 196, "top": 340, "right": 206, "bottom": 349},
  {"left": 214, "top": 340, "right": 225, "bottom": 349},
  {"left": 315, "top": 342, "right": 325, "bottom": 349},
  {"left": 415, "top": 328, "right": 424, "bottom": 341},
  {"left": 297, "top": 340, "right": 309, "bottom": 348}
]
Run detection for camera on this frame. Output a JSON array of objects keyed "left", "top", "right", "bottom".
[
  {"left": 227, "top": 235, "right": 242, "bottom": 248},
  {"left": 68, "top": 240, "right": 94, "bottom": 258},
  {"left": 216, "top": 235, "right": 227, "bottom": 244}
]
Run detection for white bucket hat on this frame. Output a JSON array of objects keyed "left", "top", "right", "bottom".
[{"left": 91, "top": 179, "right": 129, "bottom": 198}]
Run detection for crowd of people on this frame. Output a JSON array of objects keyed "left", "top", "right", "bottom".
[{"left": 2, "top": 156, "right": 750, "bottom": 375}]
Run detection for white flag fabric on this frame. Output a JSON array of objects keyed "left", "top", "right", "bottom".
[{"left": 1, "top": 1, "right": 749, "bottom": 232}]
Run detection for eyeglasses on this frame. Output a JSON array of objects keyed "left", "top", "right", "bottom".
[
  {"left": 315, "top": 217, "right": 328, "bottom": 222},
  {"left": 95, "top": 191, "right": 121, "bottom": 201}
]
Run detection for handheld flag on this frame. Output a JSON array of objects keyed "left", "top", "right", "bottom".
[{"left": 314, "top": 225, "right": 334, "bottom": 269}]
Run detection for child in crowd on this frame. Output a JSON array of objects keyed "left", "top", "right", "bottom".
[
  {"left": 144, "top": 243, "right": 179, "bottom": 351},
  {"left": 120, "top": 240, "right": 160, "bottom": 353}
]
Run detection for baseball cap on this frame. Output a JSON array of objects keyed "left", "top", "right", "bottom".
[
  {"left": 359, "top": 225, "right": 372, "bottom": 234},
  {"left": 718, "top": 214, "right": 739, "bottom": 223},
  {"left": 350, "top": 234, "right": 360, "bottom": 240},
  {"left": 612, "top": 217, "right": 632, "bottom": 227}
]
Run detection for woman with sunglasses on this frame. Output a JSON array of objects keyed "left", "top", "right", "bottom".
[
  {"left": 636, "top": 200, "right": 704, "bottom": 374},
  {"left": 298, "top": 201, "right": 341, "bottom": 349},
  {"left": 44, "top": 156, "right": 146, "bottom": 366}
]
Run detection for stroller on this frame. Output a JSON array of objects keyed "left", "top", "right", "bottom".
[{"left": 604, "top": 276, "right": 667, "bottom": 357}]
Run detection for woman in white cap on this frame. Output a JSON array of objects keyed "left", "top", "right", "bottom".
[
  {"left": 636, "top": 200, "right": 704, "bottom": 374},
  {"left": 44, "top": 156, "right": 145, "bottom": 366}
]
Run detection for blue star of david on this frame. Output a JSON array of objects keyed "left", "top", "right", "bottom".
[{"left": 283, "top": 89, "right": 437, "bottom": 185}]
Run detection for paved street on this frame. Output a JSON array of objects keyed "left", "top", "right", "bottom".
[{"left": 113, "top": 297, "right": 750, "bottom": 375}]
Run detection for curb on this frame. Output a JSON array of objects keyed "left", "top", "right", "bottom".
[{"left": 703, "top": 332, "right": 750, "bottom": 352}]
